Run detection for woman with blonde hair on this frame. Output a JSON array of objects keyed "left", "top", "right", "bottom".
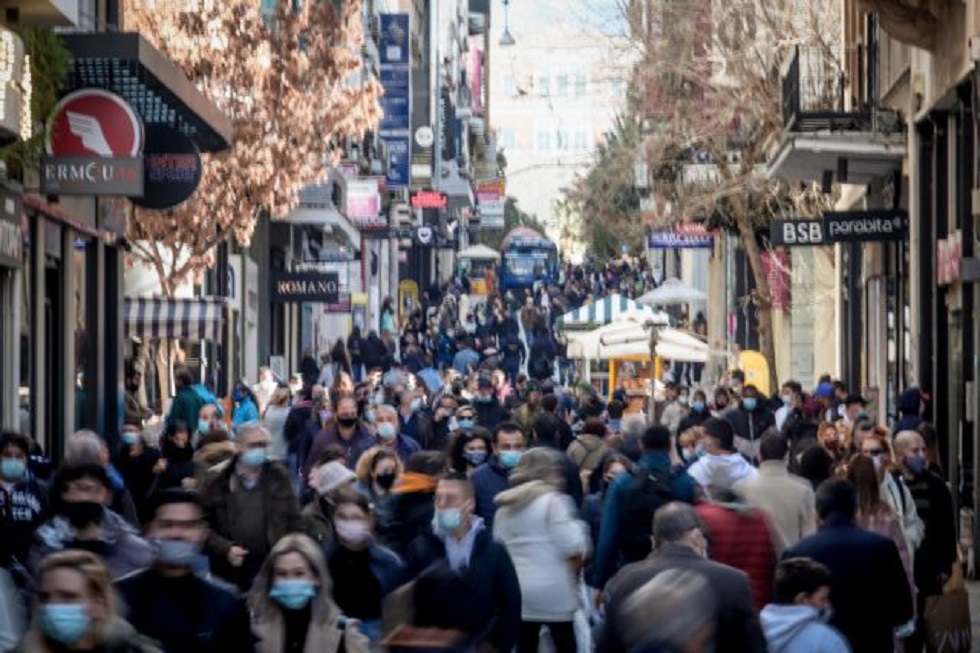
[
  {"left": 18, "top": 550, "right": 159, "bottom": 652},
  {"left": 250, "top": 533, "right": 369, "bottom": 653},
  {"left": 354, "top": 446, "right": 403, "bottom": 532}
]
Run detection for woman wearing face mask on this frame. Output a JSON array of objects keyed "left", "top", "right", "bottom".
[
  {"left": 112, "top": 424, "right": 162, "bottom": 523},
  {"left": 302, "top": 454, "right": 357, "bottom": 544},
  {"left": 324, "top": 489, "right": 404, "bottom": 645},
  {"left": 232, "top": 383, "right": 261, "bottom": 428},
  {"left": 354, "top": 447, "right": 403, "bottom": 533},
  {"left": 158, "top": 420, "right": 197, "bottom": 491},
  {"left": 581, "top": 452, "right": 631, "bottom": 559},
  {"left": 250, "top": 533, "right": 369, "bottom": 653},
  {"left": 263, "top": 387, "right": 292, "bottom": 463},
  {"left": 447, "top": 428, "right": 493, "bottom": 476},
  {"left": 856, "top": 426, "right": 924, "bottom": 556},
  {"left": 845, "top": 455, "right": 916, "bottom": 624},
  {"left": 19, "top": 550, "right": 160, "bottom": 653},
  {"left": 677, "top": 390, "right": 711, "bottom": 436},
  {"left": 817, "top": 422, "right": 849, "bottom": 462}
]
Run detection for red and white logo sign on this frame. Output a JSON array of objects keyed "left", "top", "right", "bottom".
[{"left": 46, "top": 89, "right": 143, "bottom": 157}]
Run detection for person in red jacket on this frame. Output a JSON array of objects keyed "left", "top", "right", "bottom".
[{"left": 696, "top": 489, "right": 778, "bottom": 610}]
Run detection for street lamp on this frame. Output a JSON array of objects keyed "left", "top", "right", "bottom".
[{"left": 500, "top": 0, "right": 516, "bottom": 46}]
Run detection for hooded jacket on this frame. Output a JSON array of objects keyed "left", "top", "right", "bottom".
[
  {"left": 687, "top": 453, "right": 758, "bottom": 495},
  {"left": 759, "top": 605, "right": 851, "bottom": 653},
  {"left": 29, "top": 509, "right": 154, "bottom": 581},
  {"left": 493, "top": 481, "right": 590, "bottom": 621}
]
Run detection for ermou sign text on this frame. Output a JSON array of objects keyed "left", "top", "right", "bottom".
[{"left": 270, "top": 271, "right": 340, "bottom": 304}]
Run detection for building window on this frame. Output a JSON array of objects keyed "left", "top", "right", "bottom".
[
  {"left": 557, "top": 127, "right": 571, "bottom": 150},
  {"left": 574, "top": 128, "right": 588, "bottom": 150},
  {"left": 610, "top": 76, "right": 626, "bottom": 96},
  {"left": 503, "top": 76, "right": 517, "bottom": 96},
  {"left": 575, "top": 73, "right": 587, "bottom": 97},
  {"left": 537, "top": 75, "right": 550, "bottom": 97},
  {"left": 556, "top": 75, "right": 569, "bottom": 97},
  {"left": 536, "top": 129, "right": 552, "bottom": 151}
]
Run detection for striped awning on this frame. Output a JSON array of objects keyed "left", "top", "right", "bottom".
[
  {"left": 556, "top": 293, "right": 665, "bottom": 329},
  {"left": 124, "top": 296, "right": 226, "bottom": 341}
]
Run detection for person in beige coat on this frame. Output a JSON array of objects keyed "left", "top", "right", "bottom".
[
  {"left": 249, "top": 533, "right": 369, "bottom": 653},
  {"left": 733, "top": 432, "right": 816, "bottom": 554}
]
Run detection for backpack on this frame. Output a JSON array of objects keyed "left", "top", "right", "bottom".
[
  {"left": 528, "top": 356, "right": 553, "bottom": 381},
  {"left": 619, "top": 465, "right": 681, "bottom": 563}
]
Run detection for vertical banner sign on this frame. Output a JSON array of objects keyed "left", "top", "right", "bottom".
[{"left": 379, "top": 14, "right": 411, "bottom": 190}]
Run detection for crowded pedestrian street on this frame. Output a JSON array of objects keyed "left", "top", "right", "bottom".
[{"left": 1, "top": 1, "right": 980, "bottom": 653}]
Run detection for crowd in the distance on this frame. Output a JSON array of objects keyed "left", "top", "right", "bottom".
[{"left": 0, "top": 262, "right": 960, "bottom": 653}]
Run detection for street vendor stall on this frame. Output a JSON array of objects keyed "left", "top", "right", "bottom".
[{"left": 457, "top": 244, "right": 500, "bottom": 295}]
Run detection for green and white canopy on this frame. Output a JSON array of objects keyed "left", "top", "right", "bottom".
[{"left": 555, "top": 293, "right": 668, "bottom": 330}]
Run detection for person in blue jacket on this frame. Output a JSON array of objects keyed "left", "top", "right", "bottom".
[
  {"left": 470, "top": 421, "right": 527, "bottom": 530},
  {"left": 232, "top": 382, "right": 260, "bottom": 427},
  {"left": 591, "top": 424, "right": 698, "bottom": 593}
]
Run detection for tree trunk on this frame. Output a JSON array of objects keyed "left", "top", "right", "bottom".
[{"left": 734, "top": 211, "right": 780, "bottom": 394}]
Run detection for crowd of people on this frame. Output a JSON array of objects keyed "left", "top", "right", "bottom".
[{"left": 0, "top": 258, "right": 964, "bottom": 653}]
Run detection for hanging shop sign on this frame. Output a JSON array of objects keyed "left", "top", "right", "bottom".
[
  {"left": 131, "top": 125, "right": 202, "bottom": 210},
  {"left": 410, "top": 190, "right": 447, "bottom": 210},
  {"left": 769, "top": 219, "right": 826, "bottom": 246},
  {"left": 383, "top": 134, "right": 411, "bottom": 189},
  {"left": 346, "top": 179, "right": 383, "bottom": 227},
  {"left": 646, "top": 225, "right": 714, "bottom": 249},
  {"left": 42, "top": 88, "right": 144, "bottom": 196},
  {"left": 822, "top": 210, "right": 906, "bottom": 243},
  {"left": 379, "top": 13, "right": 410, "bottom": 65},
  {"left": 937, "top": 231, "right": 962, "bottom": 286},
  {"left": 270, "top": 271, "right": 340, "bottom": 304},
  {"left": 0, "top": 187, "right": 22, "bottom": 267}
]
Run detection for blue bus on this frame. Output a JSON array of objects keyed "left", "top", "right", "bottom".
[{"left": 499, "top": 227, "right": 559, "bottom": 291}]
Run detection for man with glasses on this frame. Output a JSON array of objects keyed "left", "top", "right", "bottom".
[{"left": 117, "top": 489, "right": 253, "bottom": 652}]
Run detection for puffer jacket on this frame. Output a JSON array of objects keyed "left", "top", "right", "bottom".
[
  {"left": 696, "top": 501, "right": 777, "bottom": 610},
  {"left": 493, "top": 481, "right": 590, "bottom": 621}
]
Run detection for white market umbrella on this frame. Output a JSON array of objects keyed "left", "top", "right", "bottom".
[{"left": 637, "top": 277, "right": 707, "bottom": 305}]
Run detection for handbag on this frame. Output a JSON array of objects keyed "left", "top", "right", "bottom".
[{"left": 923, "top": 561, "right": 972, "bottom": 653}]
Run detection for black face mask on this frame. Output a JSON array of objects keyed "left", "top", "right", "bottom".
[
  {"left": 337, "top": 416, "right": 359, "bottom": 429},
  {"left": 126, "top": 382, "right": 139, "bottom": 392},
  {"left": 375, "top": 472, "right": 397, "bottom": 491},
  {"left": 62, "top": 501, "right": 105, "bottom": 529}
]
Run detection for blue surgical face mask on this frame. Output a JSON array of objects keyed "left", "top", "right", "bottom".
[
  {"left": 241, "top": 447, "right": 267, "bottom": 467},
  {"left": 464, "top": 451, "right": 488, "bottom": 467},
  {"left": 153, "top": 538, "right": 202, "bottom": 567},
  {"left": 40, "top": 604, "right": 91, "bottom": 644},
  {"left": 363, "top": 410, "right": 375, "bottom": 424},
  {"left": 691, "top": 401, "right": 705, "bottom": 413},
  {"left": 376, "top": 422, "right": 397, "bottom": 441},
  {"left": 1, "top": 457, "right": 26, "bottom": 481},
  {"left": 781, "top": 394, "right": 793, "bottom": 407},
  {"left": 269, "top": 579, "right": 317, "bottom": 610},
  {"left": 197, "top": 419, "right": 211, "bottom": 435},
  {"left": 121, "top": 431, "right": 141, "bottom": 445},
  {"left": 499, "top": 450, "right": 522, "bottom": 469},
  {"left": 742, "top": 397, "right": 757, "bottom": 412},
  {"left": 905, "top": 455, "right": 926, "bottom": 475},
  {"left": 435, "top": 508, "right": 463, "bottom": 533},
  {"left": 410, "top": 397, "right": 423, "bottom": 412},
  {"left": 457, "top": 418, "right": 475, "bottom": 430}
]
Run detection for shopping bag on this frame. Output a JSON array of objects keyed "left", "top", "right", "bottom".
[{"left": 923, "top": 569, "right": 971, "bottom": 653}]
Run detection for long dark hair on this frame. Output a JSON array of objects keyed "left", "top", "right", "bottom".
[{"left": 447, "top": 428, "right": 493, "bottom": 473}]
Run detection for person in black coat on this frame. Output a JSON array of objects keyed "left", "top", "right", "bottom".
[
  {"left": 362, "top": 331, "right": 389, "bottom": 374},
  {"left": 377, "top": 451, "right": 443, "bottom": 556},
  {"left": 403, "top": 473, "right": 521, "bottom": 653},
  {"left": 530, "top": 412, "right": 584, "bottom": 509},
  {"left": 677, "top": 389, "right": 711, "bottom": 436},
  {"left": 472, "top": 376, "right": 510, "bottom": 430},
  {"left": 159, "top": 421, "right": 196, "bottom": 491},
  {"left": 783, "top": 479, "right": 913, "bottom": 653},
  {"left": 725, "top": 385, "right": 775, "bottom": 459},
  {"left": 117, "top": 489, "right": 254, "bottom": 653},
  {"left": 599, "top": 502, "right": 766, "bottom": 653}
]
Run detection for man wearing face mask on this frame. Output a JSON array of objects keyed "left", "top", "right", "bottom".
[
  {"left": 659, "top": 383, "right": 689, "bottom": 437},
  {"left": 472, "top": 375, "right": 509, "bottom": 430},
  {"left": 471, "top": 422, "right": 527, "bottom": 530},
  {"left": 759, "top": 558, "right": 850, "bottom": 653},
  {"left": 29, "top": 463, "right": 154, "bottom": 580},
  {"left": 677, "top": 389, "right": 711, "bottom": 436},
  {"left": 599, "top": 503, "right": 766, "bottom": 653},
  {"left": 200, "top": 424, "right": 302, "bottom": 591},
  {"left": 784, "top": 479, "right": 912, "bottom": 653},
  {"left": 116, "top": 490, "right": 253, "bottom": 652},
  {"left": 373, "top": 405, "right": 421, "bottom": 462},
  {"left": 514, "top": 380, "right": 545, "bottom": 434},
  {"left": 302, "top": 395, "right": 377, "bottom": 478},
  {"left": 774, "top": 381, "right": 803, "bottom": 432},
  {"left": 726, "top": 385, "right": 775, "bottom": 461},
  {"left": 123, "top": 367, "right": 152, "bottom": 426},
  {"left": 0, "top": 431, "right": 49, "bottom": 570},
  {"left": 396, "top": 390, "right": 431, "bottom": 447},
  {"left": 894, "top": 430, "right": 957, "bottom": 651},
  {"left": 403, "top": 473, "right": 521, "bottom": 653}
]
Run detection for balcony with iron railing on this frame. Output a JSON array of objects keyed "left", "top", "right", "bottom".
[{"left": 782, "top": 45, "right": 872, "bottom": 133}]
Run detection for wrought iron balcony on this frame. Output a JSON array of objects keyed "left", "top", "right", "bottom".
[{"left": 781, "top": 46, "right": 871, "bottom": 133}]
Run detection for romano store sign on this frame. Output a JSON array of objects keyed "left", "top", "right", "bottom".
[
  {"left": 270, "top": 271, "right": 340, "bottom": 304},
  {"left": 41, "top": 89, "right": 144, "bottom": 196}
]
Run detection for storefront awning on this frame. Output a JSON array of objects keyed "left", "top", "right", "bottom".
[
  {"left": 124, "top": 296, "right": 226, "bottom": 341},
  {"left": 60, "top": 33, "right": 233, "bottom": 153}
]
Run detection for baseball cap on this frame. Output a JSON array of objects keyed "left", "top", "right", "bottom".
[{"left": 815, "top": 382, "right": 835, "bottom": 399}]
